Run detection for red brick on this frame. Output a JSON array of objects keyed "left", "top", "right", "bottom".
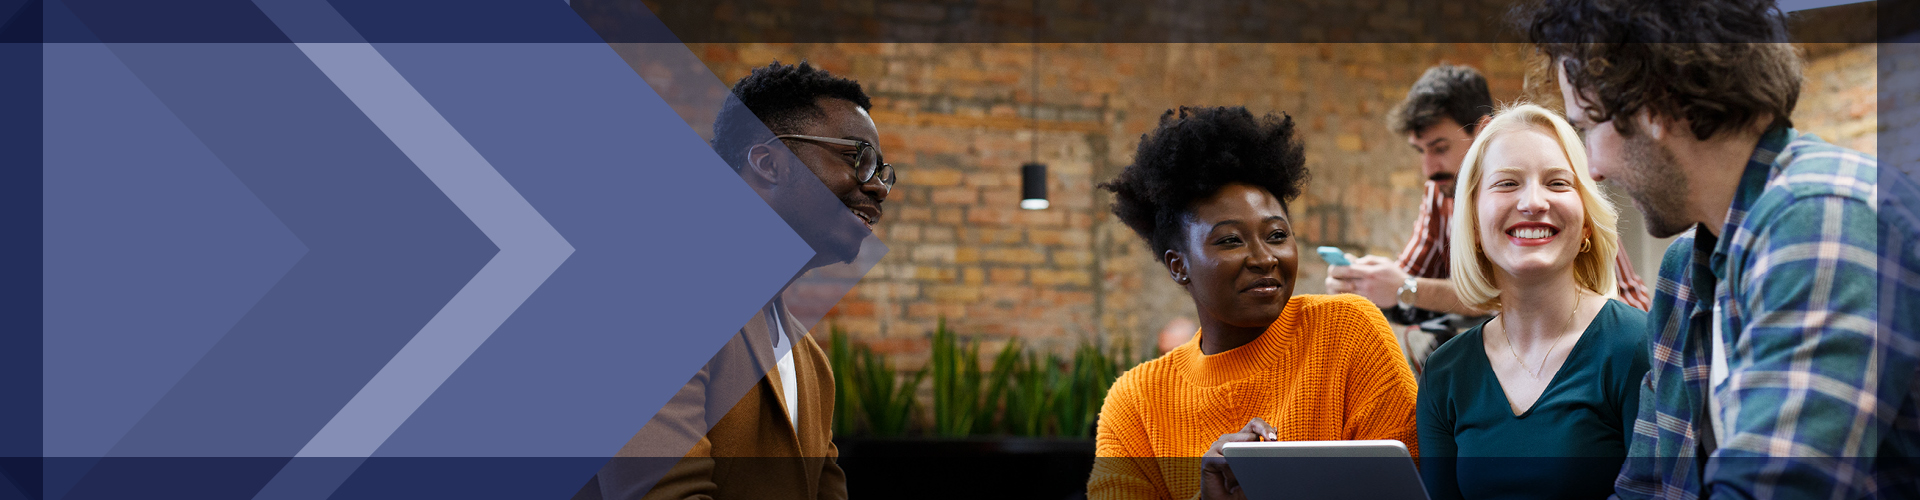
[
  {"left": 977, "top": 228, "right": 1024, "bottom": 244},
  {"left": 926, "top": 284, "right": 982, "bottom": 302},
  {"left": 830, "top": 299, "right": 877, "bottom": 317},
  {"left": 863, "top": 337, "right": 925, "bottom": 356},
  {"left": 912, "top": 168, "right": 965, "bottom": 186},
  {"left": 913, "top": 266, "right": 958, "bottom": 281},
  {"left": 1058, "top": 230, "right": 1090, "bottom": 247},
  {"left": 818, "top": 316, "right": 880, "bottom": 337},
  {"left": 953, "top": 246, "right": 979, "bottom": 264},
  {"left": 1013, "top": 209, "right": 1065, "bottom": 227},
  {"left": 981, "top": 247, "right": 1046, "bottom": 265},
  {"left": 910, "top": 245, "right": 956, "bottom": 263},
  {"left": 1051, "top": 192, "right": 1093, "bottom": 211},
  {"left": 979, "top": 189, "right": 1022, "bottom": 208},
  {"left": 893, "top": 205, "right": 933, "bottom": 222},
  {"left": 906, "top": 303, "right": 941, "bottom": 319},
  {"left": 931, "top": 187, "right": 978, "bottom": 205},
  {"left": 1055, "top": 291, "right": 1096, "bottom": 304},
  {"left": 960, "top": 267, "right": 985, "bottom": 285},
  {"left": 855, "top": 282, "right": 916, "bottom": 301},
  {"left": 966, "top": 171, "right": 1014, "bottom": 187},
  {"left": 988, "top": 267, "right": 1026, "bottom": 283},
  {"left": 965, "top": 207, "right": 1013, "bottom": 225},
  {"left": 882, "top": 224, "right": 921, "bottom": 242},
  {"left": 981, "top": 284, "right": 1031, "bottom": 304},
  {"left": 935, "top": 208, "right": 965, "bottom": 225},
  {"left": 1053, "top": 250, "right": 1093, "bottom": 267},
  {"left": 1030, "top": 269, "right": 1091, "bottom": 287},
  {"left": 1066, "top": 212, "right": 1093, "bottom": 228}
]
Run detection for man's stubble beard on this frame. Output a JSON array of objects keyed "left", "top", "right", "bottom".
[{"left": 1619, "top": 133, "right": 1696, "bottom": 239}]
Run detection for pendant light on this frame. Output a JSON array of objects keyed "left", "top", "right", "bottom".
[{"left": 1020, "top": 39, "right": 1048, "bottom": 210}]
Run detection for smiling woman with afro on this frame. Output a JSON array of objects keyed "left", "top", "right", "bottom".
[{"left": 1087, "top": 106, "right": 1419, "bottom": 500}]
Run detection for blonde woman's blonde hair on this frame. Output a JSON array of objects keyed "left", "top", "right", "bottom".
[{"left": 1448, "top": 103, "right": 1621, "bottom": 310}]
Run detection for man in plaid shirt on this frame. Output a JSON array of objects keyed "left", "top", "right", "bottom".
[{"left": 1523, "top": 0, "right": 1920, "bottom": 498}]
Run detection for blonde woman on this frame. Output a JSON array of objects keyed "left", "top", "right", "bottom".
[{"left": 1415, "top": 104, "right": 1649, "bottom": 500}]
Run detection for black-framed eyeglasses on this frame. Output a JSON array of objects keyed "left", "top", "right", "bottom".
[{"left": 771, "top": 134, "right": 897, "bottom": 188}]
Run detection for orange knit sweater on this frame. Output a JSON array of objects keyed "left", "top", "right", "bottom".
[{"left": 1088, "top": 294, "right": 1420, "bottom": 500}]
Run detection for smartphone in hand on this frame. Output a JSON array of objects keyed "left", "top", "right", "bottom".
[{"left": 1316, "top": 246, "right": 1350, "bottom": 266}]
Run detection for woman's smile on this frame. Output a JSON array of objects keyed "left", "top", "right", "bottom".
[
  {"left": 1241, "top": 276, "right": 1284, "bottom": 298},
  {"left": 1505, "top": 222, "right": 1560, "bottom": 246}
]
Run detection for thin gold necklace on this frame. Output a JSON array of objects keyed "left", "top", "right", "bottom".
[{"left": 1500, "top": 293, "right": 1583, "bottom": 380}]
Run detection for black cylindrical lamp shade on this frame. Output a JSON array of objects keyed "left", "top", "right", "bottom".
[{"left": 1021, "top": 162, "right": 1048, "bottom": 210}]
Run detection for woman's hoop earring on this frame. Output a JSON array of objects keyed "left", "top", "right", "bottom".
[{"left": 1580, "top": 238, "right": 1591, "bottom": 253}]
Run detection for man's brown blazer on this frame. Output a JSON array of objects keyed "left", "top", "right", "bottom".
[{"left": 593, "top": 303, "right": 845, "bottom": 500}]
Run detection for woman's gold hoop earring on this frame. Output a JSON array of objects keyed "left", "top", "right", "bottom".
[{"left": 1580, "top": 238, "right": 1591, "bottom": 253}]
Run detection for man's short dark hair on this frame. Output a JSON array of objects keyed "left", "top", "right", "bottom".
[
  {"left": 1517, "top": 0, "right": 1801, "bottom": 139},
  {"left": 1100, "top": 107, "right": 1309, "bottom": 256},
  {"left": 712, "top": 61, "right": 874, "bottom": 170},
  {"left": 1388, "top": 65, "right": 1494, "bottom": 136}
]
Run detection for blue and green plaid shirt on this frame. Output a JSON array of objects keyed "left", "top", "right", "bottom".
[{"left": 1613, "top": 128, "right": 1920, "bottom": 500}]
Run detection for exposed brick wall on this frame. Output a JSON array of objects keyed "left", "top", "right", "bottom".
[
  {"left": 662, "top": 42, "right": 1878, "bottom": 366},
  {"left": 675, "top": 43, "right": 1538, "bottom": 363},
  {"left": 1795, "top": 43, "right": 1876, "bottom": 154}
]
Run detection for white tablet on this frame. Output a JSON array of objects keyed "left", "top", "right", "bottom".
[{"left": 1221, "top": 440, "right": 1428, "bottom": 500}]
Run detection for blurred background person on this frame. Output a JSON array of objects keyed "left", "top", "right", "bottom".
[
  {"left": 1416, "top": 104, "right": 1649, "bottom": 500},
  {"left": 1087, "top": 107, "right": 1417, "bottom": 500},
  {"left": 1328, "top": 65, "right": 1650, "bottom": 378}
]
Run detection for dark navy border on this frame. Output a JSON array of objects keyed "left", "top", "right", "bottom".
[
  {"left": 11, "top": 0, "right": 1891, "bottom": 43},
  {"left": 1, "top": 1, "right": 43, "bottom": 499},
  {"left": 589, "top": 0, "right": 1884, "bottom": 43}
]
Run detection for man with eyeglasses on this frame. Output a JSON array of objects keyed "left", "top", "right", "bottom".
[{"left": 584, "top": 61, "right": 890, "bottom": 500}]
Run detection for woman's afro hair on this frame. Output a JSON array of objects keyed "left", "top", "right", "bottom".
[{"left": 1099, "top": 106, "right": 1309, "bottom": 255}]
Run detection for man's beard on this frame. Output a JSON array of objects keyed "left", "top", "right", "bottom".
[{"left": 1618, "top": 134, "right": 1695, "bottom": 238}]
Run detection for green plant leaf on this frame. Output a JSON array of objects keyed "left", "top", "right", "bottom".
[
  {"left": 828, "top": 327, "right": 859, "bottom": 436},
  {"left": 851, "top": 342, "right": 922, "bottom": 437},
  {"left": 836, "top": 324, "right": 1153, "bottom": 438},
  {"left": 981, "top": 338, "right": 1021, "bottom": 434}
]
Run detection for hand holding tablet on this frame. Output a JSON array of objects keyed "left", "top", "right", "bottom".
[{"left": 1200, "top": 417, "right": 1278, "bottom": 500}]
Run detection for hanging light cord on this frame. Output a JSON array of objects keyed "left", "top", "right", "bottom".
[{"left": 1030, "top": 0, "right": 1040, "bottom": 163}]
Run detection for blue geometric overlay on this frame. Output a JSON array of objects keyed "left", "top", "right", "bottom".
[
  {"left": 43, "top": 42, "right": 313, "bottom": 459},
  {"left": 27, "top": 0, "right": 883, "bottom": 499}
]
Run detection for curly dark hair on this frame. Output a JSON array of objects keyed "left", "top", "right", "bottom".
[
  {"left": 1388, "top": 65, "right": 1494, "bottom": 136},
  {"left": 1516, "top": 0, "right": 1800, "bottom": 140},
  {"left": 1100, "top": 107, "right": 1309, "bottom": 256},
  {"left": 712, "top": 60, "right": 873, "bottom": 170}
]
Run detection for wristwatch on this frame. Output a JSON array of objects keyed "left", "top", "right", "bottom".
[{"left": 1396, "top": 276, "right": 1419, "bottom": 310}]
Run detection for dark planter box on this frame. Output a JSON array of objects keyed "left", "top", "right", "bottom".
[{"left": 835, "top": 436, "right": 1095, "bottom": 500}]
